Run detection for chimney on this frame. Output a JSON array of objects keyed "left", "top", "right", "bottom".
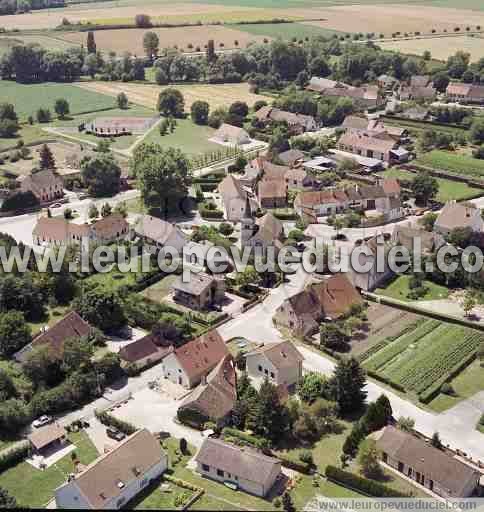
[{"left": 200, "top": 373, "right": 207, "bottom": 386}]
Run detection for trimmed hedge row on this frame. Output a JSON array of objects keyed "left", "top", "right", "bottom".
[
  {"left": 164, "top": 474, "right": 203, "bottom": 492},
  {"left": 0, "top": 442, "right": 30, "bottom": 473},
  {"left": 277, "top": 454, "right": 311, "bottom": 474},
  {"left": 222, "top": 427, "right": 270, "bottom": 450},
  {"left": 366, "top": 370, "right": 406, "bottom": 393},
  {"left": 95, "top": 409, "right": 137, "bottom": 435},
  {"left": 325, "top": 466, "right": 410, "bottom": 498}
]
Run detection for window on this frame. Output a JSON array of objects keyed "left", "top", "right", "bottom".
[
  {"left": 258, "top": 365, "right": 263, "bottom": 372},
  {"left": 270, "top": 372, "right": 275, "bottom": 379},
  {"left": 264, "top": 369, "right": 268, "bottom": 375},
  {"left": 217, "top": 469, "right": 224, "bottom": 477},
  {"left": 202, "top": 464, "right": 210, "bottom": 472}
]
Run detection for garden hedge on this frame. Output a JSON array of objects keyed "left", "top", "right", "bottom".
[
  {"left": 95, "top": 409, "right": 137, "bottom": 435},
  {"left": 0, "top": 442, "right": 30, "bottom": 473},
  {"left": 325, "top": 466, "right": 410, "bottom": 497}
]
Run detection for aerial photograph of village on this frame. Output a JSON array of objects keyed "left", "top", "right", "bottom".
[{"left": 3, "top": 0, "right": 484, "bottom": 509}]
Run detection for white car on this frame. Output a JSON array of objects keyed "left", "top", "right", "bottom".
[{"left": 33, "top": 415, "right": 52, "bottom": 428}]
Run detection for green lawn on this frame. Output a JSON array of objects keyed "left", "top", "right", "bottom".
[
  {"left": 428, "top": 359, "right": 484, "bottom": 412},
  {"left": 363, "top": 318, "right": 483, "bottom": 397},
  {"left": 142, "top": 117, "right": 220, "bottom": 157},
  {"left": 140, "top": 275, "right": 179, "bottom": 303},
  {"left": 0, "top": 430, "right": 98, "bottom": 508},
  {"left": 382, "top": 116, "right": 468, "bottom": 136},
  {"left": 0, "top": 34, "right": 78, "bottom": 54},
  {"left": 27, "top": 305, "right": 71, "bottom": 337},
  {"left": 0, "top": 124, "right": 52, "bottom": 151},
  {"left": 0, "top": 81, "right": 117, "bottom": 121},
  {"left": 415, "top": 150, "right": 484, "bottom": 178},
  {"left": 233, "top": 22, "right": 344, "bottom": 40},
  {"left": 133, "top": 479, "right": 194, "bottom": 509},
  {"left": 378, "top": 169, "right": 483, "bottom": 202},
  {"left": 375, "top": 275, "right": 449, "bottom": 302},
  {"left": 82, "top": 264, "right": 138, "bottom": 293}
]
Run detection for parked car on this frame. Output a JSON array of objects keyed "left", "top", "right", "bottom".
[
  {"left": 106, "top": 426, "right": 126, "bottom": 441},
  {"left": 33, "top": 415, "right": 53, "bottom": 428}
]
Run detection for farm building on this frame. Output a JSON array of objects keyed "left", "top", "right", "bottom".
[
  {"left": 133, "top": 215, "right": 187, "bottom": 253},
  {"left": 55, "top": 429, "right": 168, "bottom": 509},
  {"left": 213, "top": 123, "right": 250, "bottom": 145},
  {"left": 446, "top": 82, "right": 484, "bottom": 104},
  {"left": 118, "top": 334, "right": 172, "bottom": 371},
  {"left": 255, "top": 106, "right": 318, "bottom": 133},
  {"left": 19, "top": 169, "right": 64, "bottom": 204},
  {"left": 373, "top": 426, "right": 480, "bottom": 498},
  {"left": 241, "top": 211, "right": 285, "bottom": 253},
  {"left": 195, "top": 438, "right": 282, "bottom": 497},
  {"left": 434, "top": 201, "right": 484, "bottom": 236},
  {"left": 337, "top": 132, "right": 409, "bottom": 164},
  {"left": 218, "top": 175, "right": 257, "bottom": 222},
  {"left": 84, "top": 117, "right": 158, "bottom": 137}
]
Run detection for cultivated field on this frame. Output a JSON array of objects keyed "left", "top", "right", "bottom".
[
  {"left": 361, "top": 318, "right": 483, "bottom": 401},
  {"left": 379, "top": 35, "right": 484, "bottom": 62},
  {"left": 298, "top": 4, "right": 484, "bottom": 37},
  {"left": 234, "top": 21, "right": 344, "bottom": 40},
  {"left": 415, "top": 150, "right": 484, "bottom": 179},
  {"left": 75, "top": 81, "right": 271, "bottom": 111},
  {"left": 59, "top": 25, "right": 268, "bottom": 54},
  {"left": 0, "top": 81, "right": 116, "bottom": 121}
]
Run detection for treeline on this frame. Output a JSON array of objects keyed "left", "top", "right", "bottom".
[{"left": 0, "top": 0, "right": 64, "bottom": 16}]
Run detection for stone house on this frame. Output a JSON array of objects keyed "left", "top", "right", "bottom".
[
  {"left": 195, "top": 438, "right": 281, "bottom": 497},
  {"left": 374, "top": 426, "right": 480, "bottom": 498},
  {"left": 241, "top": 212, "right": 285, "bottom": 253},
  {"left": 213, "top": 123, "right": 251, "bottom": 145},
  {"left": 218, "top": 175, "right": 257, "bottom": 222},
  {"left": 161, "top": 329, "right": 228, "bottom": 388},
  {"left": 446, "top": 82, "right": 484, "bottom": 104},
  {"left": 337, "top": 132, "right": 407, "bottom": 164},
  {"left": 55, "top": 429, "right": 168, "bottom": 509},
  {"left": 171, "top": 272, "right": 226, "bottom": 311},
  {"left": 257, "top": 179, "right": 287, "bottom": 209},
  {"left": 133, "top": 215, "right": 187, "bottom": 254},
  {"left": 177, "top": 354, "right": 237, "bottom": 426},
  {"left": 273, "top": 274, "right": 363, "bottom": 337},
  {"left": 434, "top": 201, "right": 484, "bottom": 237},
  {"left": 118, "top": 334, "right": 172, "bottom": 371},
  {"left": 245, "top": 341, "right": 304, "bottom": 391},
  {"left": 20, "top": 169, "right": 64, "bottom": 204}
]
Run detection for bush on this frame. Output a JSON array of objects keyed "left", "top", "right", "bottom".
[
  {"left": 325, "top": 466, "right": 410, "bottom": 497},
  {"left": 177, "top": 407, "right": 208, "bottom": 429},
  {"left": 222, "top": 427, "right": 271, "bottom": 450},
  {"left": 299, "top": 449, "right": 314, "bottom": 466},
  {"left": 278, "top": 454, "right": 311, "bottom": 474},
  {"left": 0, "top": 442, "right": 30, "bottom": 472},
  {"left": 95, "top": 409, "right": 137, "bottom": 435}
]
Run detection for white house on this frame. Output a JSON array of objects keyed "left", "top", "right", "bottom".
[
  {"left": 213, "top": 123, "right": 251, "bottom": 145},
  {"left": 195, "top": 438, "right": 281, "bottom": 497},
  {"left": 133, "top": 215, "right": 187, "bottom": 254},
  {"left": 55, "top": 429, "right": 168, "bottom": 509},
  {"left": 245, "top": 341, "right": 304, "bottom": 391},
  {"left": 161, "top": 329, "right": 229, "bottom": 388}
]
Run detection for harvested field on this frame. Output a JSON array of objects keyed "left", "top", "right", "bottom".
[
  {"left": 233, "top": 21, "right": 343, "bottom": 41},
  {"left": 296, "top": 5, "right": 484, "bottom": 38},
  {"left": 59, "top": 25, "right": 268, "bottom": 54},
  {"left": 379, "top": 35, "right": 484, "bottom": 62},
  {"left": 75, "top": 81, "right": 271, "bottom": 111}
]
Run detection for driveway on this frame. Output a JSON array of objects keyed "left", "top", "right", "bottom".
[{"left": 105, "top": 327, "right": 148, "bottom": 354}]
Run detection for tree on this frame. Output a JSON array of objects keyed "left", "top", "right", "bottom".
[
  {"left": 135, "top": 14, "right": 152, "bottom": 28},
  {"left": 219, "top": 222, "right": 234, "bottom": 236},
  {"left": 157, "top": 88, "right": 185, "bottom": 118},
  {"left": 0, "top": 103, "right": 19, "bottom": 138},
  {"left": 81, "top": 154, "right": 121, "bottom": 197},
  {"left": 419, "top": 212, "right": 438, "bottom": 232},
  {"left": 116, "top": 92, "right": 129, "bottom": 110},
  {"left": 190, "top": 100, "right": 209, "bottom": 125},
  {"left": 331, "top": 357, "right": 367, "bottom": 415},
  {"left": 470, "top": 118, "right": 484, "bottom": 145},
  {"left": 0, "top": 486, "right": 17, "bottom": 508},
  {"left": 342, "top": 421, "right": 367, "bottom": 457},
  {"left": 114, "top": 201, "right": 128, "bottom": 218},
  {"left": 0, "top": 370, "right": 16, "bottom": 402},
  {"left": 431, "top": 431, "right": 443, "bottom": 449},
  {"left": 134, "top": 145, "right": 192, "bottom": 214},
  {"left": 208, "top": 107, "right": 227, "bottom": 129},
  {"left": 62, "top": 337, "right": 93, "bottom": 375},
  {"left": 234, "top": 350, "right": 246, "bottom": 371},
  {"left": 88, "top": 203, "right": 99, "bottom": 219},
  {"left": 74, "top": 290, "right": 126, "bottom": 333},
  {"left": 54, "top": 98, "right": 70, "bottom": 119},
  {"left": 411, "top": 172, "right": 438, "bottom": 205},
  {"left": 297, "top": 372, "right": 330, "bottom": 403},
  {"left": 206, "top": 39, "right": 216, "bottom": 63},
  {"left": 320, "top": 323, "right": 349, "bottom": 351},
  {"left": 282, "top": 492, "right": 295, "bottom": 512},
  {"left": 179, "top": 437, "right": 188, "bottom": 454},
  {"left": 38, "top": 144, "right": 56, "bottom": 170},
  {"left": 0, "top": 311, "right": 31, "bottom": 357},
  {"left": 463, "top": 290, "right": 476, "bottom": 317},
  {"left": 357, "top": 439, "right": 382, "bottom": 479},
  {"left": 397, "top": 416, "right": 415, "bottom": 432},
  {"left": 143, "top": 32, "right": 159, "bottom": 58},
  {"left": 0, "top": 399, "right": 29, "bottom": 435},
  {"left": 229, "top": 101, "right": 249, "bottom": 119},
  {"left": 249, "top": 378, "right": 288, "bottom": 442},
  {"left": 86, "top": 31, "right": 96, "bottom": 54},
  {"left": 64, "top": 208, "right": 73, "bottom": 219},
  {"left": 23, "top": 345, "right": 59, "bottom": 388},
  {"left": 432, "top": 71, "right": 450, "bottom": 93},
  {"left": 101, "top": 202, "right": 112, "bottom": 217},
  {"left": 36, "top": 108, "right": 51, "bottom": 123},
  {"left": 361, "top": 396, "right": 391, "bottom": 433}
]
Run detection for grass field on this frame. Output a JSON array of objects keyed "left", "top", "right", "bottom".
[
  {"left": 381, "top": 116, "right": 467, "bottom": 136},
  {"left": 375, "top": 275, "right": 449, "bottom": 302},
  {"left": 427, "top": 359, "right": 484, "bottom": 412},
  {"left": 378, "top": 169, "right": 483, "bottom": 202},
  {"left": 415, "top": 150, "right": 484, "bottom": 178},
  {"left": 0, "top": 430, "right": 98, "bottom": 508},
  {"left": 0, "top": 81, "right": 117, "bottom": 122},
  {"left": 234, "top": 21, "right": 344, "bottom": 40},
  {"left": 140, "top": 275, "right": 180, "bottom": 303},
  {"left": 362, "top": 318, "right": 483, "bottom": 398},
  {"left": 0, "top": 34, "right": 78, "bottom": 55},
  {"left": 75, "top": 81, "right": 271, "bottom": 112},
  {"left": 379, "top": 35, "right": 484, "bottom": 62}
]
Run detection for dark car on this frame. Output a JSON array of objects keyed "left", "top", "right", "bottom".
[{"left": 106, "top": 427, "right": 126, "bottom": 442}]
